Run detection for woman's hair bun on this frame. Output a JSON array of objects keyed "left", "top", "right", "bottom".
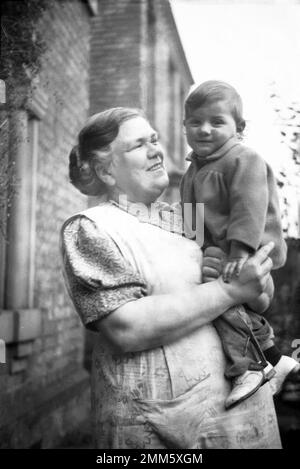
[{"left": 68, "top": 145, "right": 105, "bottom": 196}]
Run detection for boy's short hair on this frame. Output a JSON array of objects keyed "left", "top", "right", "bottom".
[{"left": 184, "top": 80, "right": 245, "bottom": 131}]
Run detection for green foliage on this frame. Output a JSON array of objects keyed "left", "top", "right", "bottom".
[
  {"left": 0, "top": 0, "right": 48, "bottom": 237},
  {"left": 270, "top": 90, "right": 300, "bottom": 169},
  {"left": 0, "top": 0, "right": 47, "bottom": 107},
  {"left": 0, "top": 115, "right": 18, "bottom": 238},
  {"left": 267, "top": 85, "right": 300, "bottom": 238}
]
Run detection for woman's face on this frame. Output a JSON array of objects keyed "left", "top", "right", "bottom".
[{"left": 108, "top": 117, "right": 169, "bottom": 205}]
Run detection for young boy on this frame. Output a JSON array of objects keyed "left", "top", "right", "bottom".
[{"left": 180, "top": 80, "right": 299, "bottom": 409}]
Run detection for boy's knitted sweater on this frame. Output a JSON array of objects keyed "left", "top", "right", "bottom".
[{"left": 180, "top": 137, "right": 287, "bottom": 269}]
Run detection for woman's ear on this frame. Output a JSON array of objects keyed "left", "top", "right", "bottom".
[{"left": 94, "top": 162, "right": 116, "bottom": 187}]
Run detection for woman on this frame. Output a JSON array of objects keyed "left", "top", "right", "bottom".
[{"left": 61, "top": 107, "right": 281, "bottom": 449}]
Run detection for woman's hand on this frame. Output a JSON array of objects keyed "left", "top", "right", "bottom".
[
  {"left": 219, "top": 242, "right": 274, "bottom": 305},
  {"left": 202, "top": 246, "right": 226, "bottom": 282},
  {"left": 246, "top": 275, "right": 274, "bottom": 313},
  {"left": 203, "top": 245, "right": 275, "bottom": 313}
]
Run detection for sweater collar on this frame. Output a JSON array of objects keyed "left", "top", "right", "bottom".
[{"left": 187, "top": 136, "right": 240, "bottom": 164}]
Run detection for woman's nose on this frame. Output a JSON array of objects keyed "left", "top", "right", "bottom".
[{"left": 147, "top": 142, "right": 161, "bottom": 158}]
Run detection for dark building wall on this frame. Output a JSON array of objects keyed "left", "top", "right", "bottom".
[
  {"left": 266, "top": 239, "right": 300, "bottom": 446},
  {"left": 0, "top": 0, "right": 92, "bottom": 448},
  {"left": 90, "top": 0, "right": 194, "bottom": 204},
  {"left": 90, "top": 0, "right": 143, "bottom": 112},
  {"left": 267, "top": 239, "right": 300, "bottom": 354},
  {"left": 34, "top": 0, "right": 90, "bottom": 378},
  {"left": 150, "top": 0, "right": 193, "bottom": 203},
  {"left": 0, "top": 0, "right": 194, "bottom": 448}
]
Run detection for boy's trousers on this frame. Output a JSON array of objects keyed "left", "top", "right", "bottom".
[{"left": 213, "top": 305, "right": 275, "bottom": 379}]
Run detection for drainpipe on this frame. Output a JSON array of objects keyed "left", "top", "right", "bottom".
[{"left": 5, "top": 109, "right": 32, "bottom": 309}]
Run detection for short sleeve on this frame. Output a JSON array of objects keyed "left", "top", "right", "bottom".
[{"left": 60, "top": 215, "right": 147, "bottom": 329}]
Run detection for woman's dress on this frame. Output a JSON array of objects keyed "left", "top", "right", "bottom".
[{"left": 61, "top": 200, "right": 281, "bottom": 449}]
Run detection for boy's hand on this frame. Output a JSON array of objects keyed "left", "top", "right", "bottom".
[
  {"left": 222, "top": 257, "right": 249, "bottom": 283},
  {"left": 220, "top": 242, "right": 274, "bottom": 304},
  {"left": 223, "top": 240, "right": 253, "bottom": 283},
  {"left": 202, "top": 246, "right": 227, "bottom": 282}
]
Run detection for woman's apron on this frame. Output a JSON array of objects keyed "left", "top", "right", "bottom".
[{"left": 84, "top": 202, "right": 281, "bottom": 449}]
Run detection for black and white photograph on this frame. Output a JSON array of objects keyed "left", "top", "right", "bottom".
[{"left": 0, "top": 0, "right": 300, "bottom": 455}]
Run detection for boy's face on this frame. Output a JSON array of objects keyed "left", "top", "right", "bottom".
[{"left": 184, "top": 100, "right": 238, "bottom": 158}]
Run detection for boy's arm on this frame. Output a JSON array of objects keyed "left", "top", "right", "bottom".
[{"left": 226, "top": 149, "right": 269, "bottom": 252}]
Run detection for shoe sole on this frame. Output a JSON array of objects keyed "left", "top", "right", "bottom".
[{"left": 265, "top": 367, "right": 276, "bottom": 381}]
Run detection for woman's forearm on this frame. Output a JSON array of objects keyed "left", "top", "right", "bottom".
[
  {"left": 96, "top": 243, "right": 274, "bottom": 353},
  {"left": 98, "top": 280, "right": 236, "bottom": 353}
]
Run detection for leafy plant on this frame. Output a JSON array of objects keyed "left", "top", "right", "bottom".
[
  {"left": 0, "top": 116, "right": 18, "bottom": 238},
  {"left": 0, "top": 0, "right": 48, "bottom": 238},
  {"left": 0, "top": 0, "right": 47, "bottom": 105},
  {"left": 270, "top": 86, "right": 300, "bottom": 238}
]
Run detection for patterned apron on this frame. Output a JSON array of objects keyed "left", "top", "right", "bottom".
[{"left": 83, "top": 202, "right": 281, "bottom": 449}]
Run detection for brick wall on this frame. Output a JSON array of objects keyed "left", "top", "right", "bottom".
[
  {"left": 90, "top": 0, "right": 143, "bottom": 113},
  {"left": 146, "top": 0, "right": 193, "bottom": 202},
  {"left": 0, "top": 0, "right": 194, "bottom": 448},
  {"left": 34, "top": 0, "right": 90, "bottom": 383},
  {"left": 0, "top": 0, "right": 92, "bottom": 448},
  {"left": 90, "top": 0, "right": 193, "bottom": 204}
]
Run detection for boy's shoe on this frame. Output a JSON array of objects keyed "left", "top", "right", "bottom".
[
  {"left": 225, "top": 364, "right": 275, "bottom": 410},
  {"left": 269, "top": 355, "right": 300, "bottom": 396}
]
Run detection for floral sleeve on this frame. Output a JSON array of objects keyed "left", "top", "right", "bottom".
[{"left": 60, "top": 215, "right": 147, "bottom": 329}]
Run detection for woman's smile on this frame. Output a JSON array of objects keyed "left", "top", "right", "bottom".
[{"left": 147, "top": 161, "right": 164, "bottom": 172}]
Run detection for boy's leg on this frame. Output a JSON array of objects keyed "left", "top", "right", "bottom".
[
  {"left": 247, "top": 309, "right": 300, "bottom": 394},
  {"left": 213, "top": 305, "right": 266, "bottom": 379},
  {"left": 246, "top": 309, "right": 282, "bottom": 366}
]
